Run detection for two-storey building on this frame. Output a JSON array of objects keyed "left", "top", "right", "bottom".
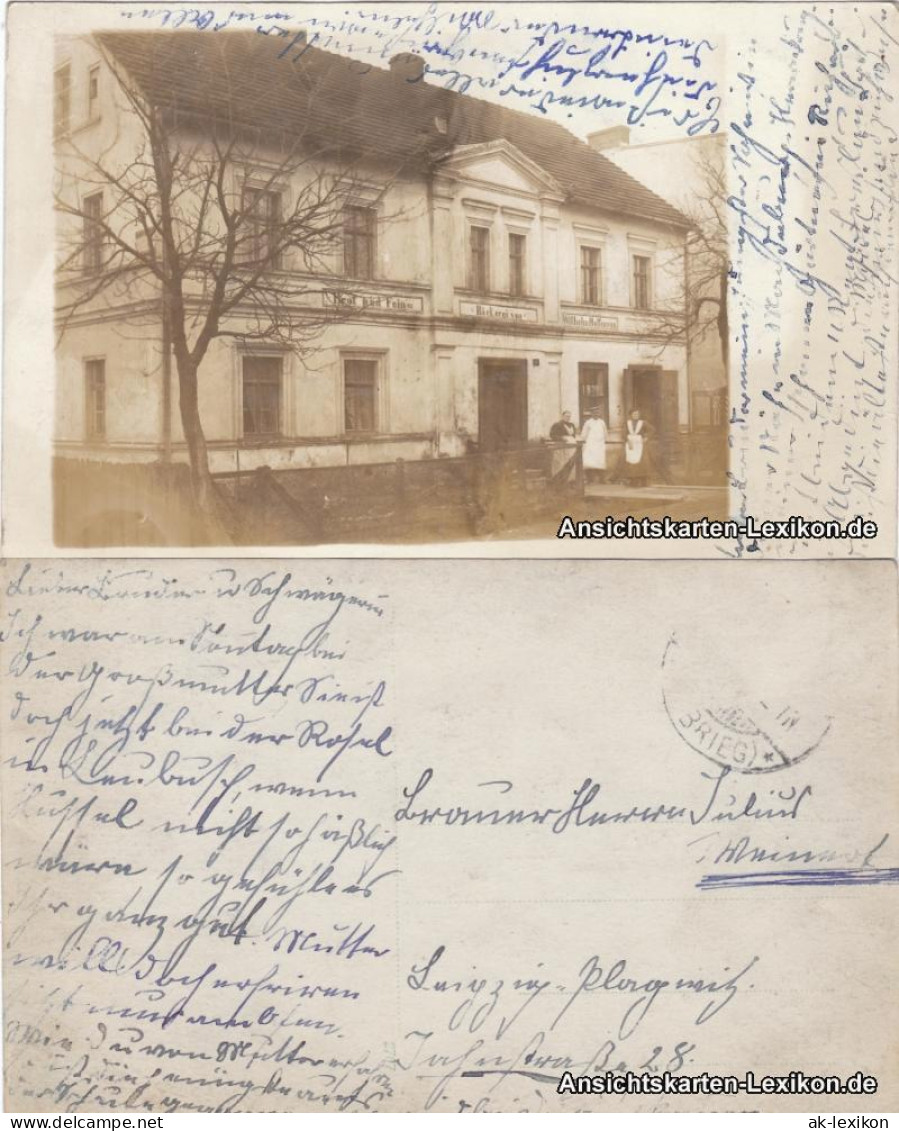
[{"left": 54, "top": 29, "right": 691, "bottom": 484}]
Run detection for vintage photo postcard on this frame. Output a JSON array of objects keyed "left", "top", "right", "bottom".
[
  {"left": 2, "top": 1, "right": 897, "bottom": 556},
  {"left": 2, "top": 557, "right": 897, "bottom": 1112}
]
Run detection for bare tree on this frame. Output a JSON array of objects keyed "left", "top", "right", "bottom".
[
  {"left": 55, "top": 34, "right": 412, "bottom": 535},
  {"left": 643, "top": 142, "right": 729, "bottom": 374},
  {"left": 684, "top": 143, "right": 729, "bottom": 374}
]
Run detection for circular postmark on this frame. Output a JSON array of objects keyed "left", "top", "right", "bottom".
[{"left": 661, "top": 633, "right": 832, "bottom": 774}]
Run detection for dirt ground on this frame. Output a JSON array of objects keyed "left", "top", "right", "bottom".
[{"left": 477, "top": 485, "right": 730, "bottom": 541}]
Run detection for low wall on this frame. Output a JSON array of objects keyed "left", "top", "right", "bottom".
[
  {"left": 217, "top": 444, "right": 576, "bottom": 543},
  {"left": 53, "top": 458, "right": 204, "bottom": 547},
  {"left": 53, "top": 432, "right": 725, "bottom": 547}
]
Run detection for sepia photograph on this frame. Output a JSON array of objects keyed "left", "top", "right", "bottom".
[
  {"left": 4, "top": 0, "right": 896, "bottom": 558},
  {"left": 51, "top": 13, "right": 730, "bottom": 547}
]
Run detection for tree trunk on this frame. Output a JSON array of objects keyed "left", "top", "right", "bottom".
[
  {"left": 175, "top": 355, "right": 234, "bottom": 542},
  {"left": 718, "top": 266, "right": 729, "bottom": 374}
]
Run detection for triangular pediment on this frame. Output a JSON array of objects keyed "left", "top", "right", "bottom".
[{"left": 440, "top": 140, "right": 564, "bottom": 198}]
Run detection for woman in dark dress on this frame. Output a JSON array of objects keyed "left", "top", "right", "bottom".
[
  {"left": 619, "top": 410, "right": 654, "bottom": 486},
  {"left": 549, "top": 411, "right": 577, "bottom": 442}
]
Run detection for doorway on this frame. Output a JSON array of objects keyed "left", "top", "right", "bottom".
[
  {"left": 477, "top": 359, "right": 528, "bottom": 450},
  {"left": 624, "top": 367, "right": 679, "bottom": 435},
  {"left": 578, "top": 362, "right": 610, "bottom": 426}
]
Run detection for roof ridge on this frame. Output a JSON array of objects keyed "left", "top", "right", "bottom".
[{"left": 95, "top": 28, "right": 691, "bottom": 229}]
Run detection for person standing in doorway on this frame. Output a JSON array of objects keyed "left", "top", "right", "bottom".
[
  {"left": 579, "top": 406, "right": 608, "bottom": 484},
  {"left": 622, "top": 409, "right": 652, "bottom": 486}
]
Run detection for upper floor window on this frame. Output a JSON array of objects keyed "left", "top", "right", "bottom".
[
  {"left": 344, "top": 357, "right": 380, "bottom": 433},
  {"left": 54, "top": 64, "right": 71, "bottom": 137},
  {"left": 84, "top": 359, "right": 106, "bottom": 440},
  {"left": 83, "top": 192, "right": 104, "bottom": 273},
  {"left": 343, "top": 206, "right": 375, "bottom": 279},
  {"left": 508, "top": 232, "right": 526, "bottom": 297},
  {"left": 87, "top": 64, "right": 100, "bottom": 121},
  {"left": 633, "top": 254, "right": 652, "bottom": 310},
  {"left": 580, "top": 246, "right": 602, "bottom": 306},
  {"left": 242, "top": 187, "right": 282, "bottom": 267},
  {"left": 242, "top": 355, "right": 282, "bottom": 437},
  {"left": 469, "top": 225, "right": 490, "bottom": 292}
]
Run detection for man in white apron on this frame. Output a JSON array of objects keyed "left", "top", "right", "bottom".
[{"left": 578, "top": 406, "right": 608, "bottom": 484}]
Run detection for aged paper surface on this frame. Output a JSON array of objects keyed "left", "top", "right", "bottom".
[
  {"left": 3, "top": 0, "right": 898, "bottom": 1116},
  {"left": 2, "top": 1, "right": 898, "bottom": 557},
  {"left": 2, "top": 558, "right": 897, "bottom": 1112}
]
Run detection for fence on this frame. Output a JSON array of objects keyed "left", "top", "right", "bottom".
[
  {"left": 215, "top": 442, "right": 583, "bottom": 543},
  {"left": 54, "top": 430, "right": 726, "bottom": 548}
]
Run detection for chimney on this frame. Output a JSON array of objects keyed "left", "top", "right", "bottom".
[
  {"left": 389, "top": 53, "right": 426, "bottom": 83},
  {"left": 586, "top": 125, "right": 631, "bottom": 151}
]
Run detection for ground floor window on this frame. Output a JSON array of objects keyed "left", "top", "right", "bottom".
[
  {"left": 84, "top": 358, "right": 106, "bottom": 440},
  {"left": 242, "top": 355, "right": 282, "bottom": 437},
  {"left": 578, "top": 362, "right": 609, "bottom": 425},
  {"left": 344, "top": 357, "right": 380, "bottom": 433},
  {"left": 692, "top": 388, "right": 727, "bottom": 429}
]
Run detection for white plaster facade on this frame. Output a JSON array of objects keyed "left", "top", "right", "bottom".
[
  {"left": 55, "top": 35, "right": 691, "bottom": 474},
  {"left": 605, "top": 131, "right": 728, "bottom": 424}
]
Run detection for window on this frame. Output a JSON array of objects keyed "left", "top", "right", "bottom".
[
  {"left": 343, "top": 206, "right": 375, "bottom": 279},
  {"left": 242, "top": 188, "right": 282, "bottom": 267},
  {"left": 344, "top": 358, "right": 378, "bottom": 433},
  {"left": 633, "top": 254, "right": 652, "bottom": 309},
  {"left": 578, "top": 362, "right": 609, "bottom": 424},
  {"left": 469, "top": 225, "right": 490, "bottom": 292},
  {"left": 87, "top": 64, "right": 100, "bottom": 120},
  {"left": 54, "top": 64, "right": 71, "bottom": 136},
  {"left": 84, "top": 359, "right": 106, "bottom": 440},
  {"left": 83, "top": 192, "right": 104, "bottom": 273},
  {"left": 580, "top": 246, "right": 602, "bottom": 305},
  {"left": 508, "top": 232, "right": 526, "bottom": 297},
  {"left": 242, "top": 356, "right": 282, "bottom": 437},
  {"left": 692, "top": 389, "right": 727, "bottom": 430}
]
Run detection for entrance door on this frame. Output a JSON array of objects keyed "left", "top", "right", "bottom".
[
  {"left": 623, "top": 367, "right": 679, "bottom": 435},
  {"left": 478, "top": 359, "right": 528, "bottom": 450}
]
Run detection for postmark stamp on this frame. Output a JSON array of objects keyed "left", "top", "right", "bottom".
[{"left": 661, "top": 634, "right": 832, "bottom": 774}]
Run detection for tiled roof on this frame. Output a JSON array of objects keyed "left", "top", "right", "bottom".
[{"left": 98, "top": 30, "right": 691, "bottom": 229}]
